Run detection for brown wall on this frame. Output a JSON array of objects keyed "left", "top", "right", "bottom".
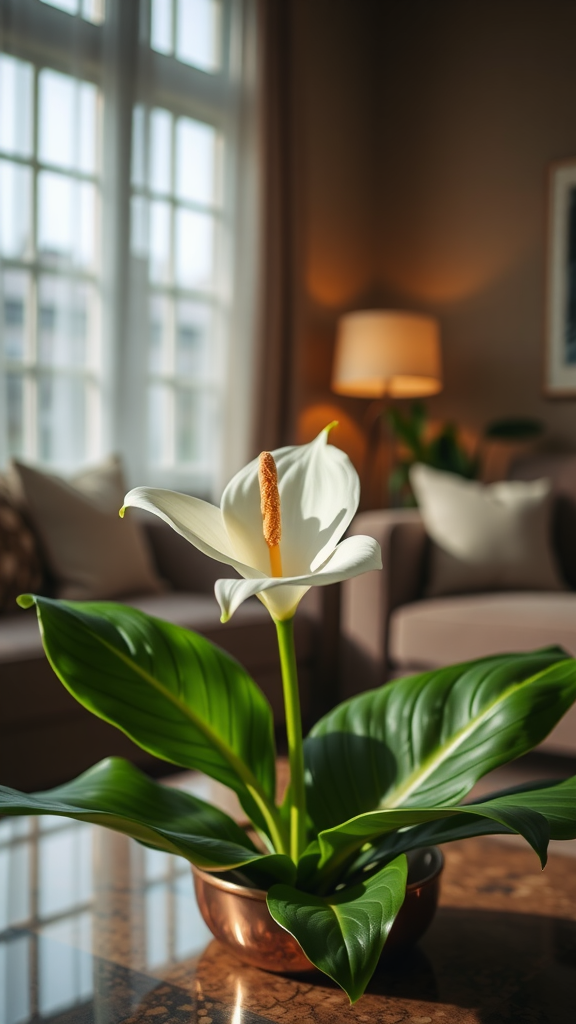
[
  {"left": 288, "top": 0, "right": 383, "bottom": 464},
  {"left": 289, "top": 0, "right": 576, "bottom": 464}
]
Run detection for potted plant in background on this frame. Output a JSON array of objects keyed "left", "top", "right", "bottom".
[
  {"left": 388, "top": 402, "right": 544, "bottom": 506},
  {"left": 2, "top": 426, "right": 576, "bottom": 1004}
]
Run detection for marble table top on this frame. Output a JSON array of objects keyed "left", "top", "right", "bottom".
[{"left": 1, "top": 798, "right": 575, "bottom": 1023}]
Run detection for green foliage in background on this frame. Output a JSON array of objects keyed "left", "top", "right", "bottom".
[{"left": 388, "top": 402, "right": 544, "bottom": 506}]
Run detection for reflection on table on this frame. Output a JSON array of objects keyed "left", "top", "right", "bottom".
[
  {"left": 0, "top": 813, "right": 211, "bottom": 1023},
  {"left": 1, "top": 793, "right": 576, "bottom": 1024}
]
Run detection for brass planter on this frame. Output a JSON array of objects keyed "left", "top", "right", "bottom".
[{"left": 192, "top": 846, "right": 444, "bottom": 974}]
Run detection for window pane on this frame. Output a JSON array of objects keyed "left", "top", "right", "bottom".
[
  {"left": 149, "top": 200, "right": 171, "bottom": 282},
  {"left": 39, "top": 825, "right": 92, "bottom": 917},
  {"left": 0, "top": 842, "right": 30, "bottom": 930},
  {"left": 176, "top": 0, "right": 221, "bottom": 73},
  {"left": 175, "top": 300, "right": 212, "bottom": 377},
  {"left": 149, "top": 109, "right": 172, "bottom": 194},
  {"left": 175, "top": 208, "right": 214, "bottom": 288},
  {"left": 148, "top": 383, "right": 171, "bottom": 464},
  {"left": 145, "top": 884, "right": 169, "bottom": 968},
  {"left": 38, "top": 816, "right": 70, "bottom": 834},
  {"left": 39, "top": 71, "right": 98, "bottom": 174},
  {"left": 40, "top": 0, "right": 79, "bottom": 12},
  {"left": 6, "top": 374, "right": 24, "bottom": 457},
  {"left": 130, "top": 194, "right": 148, "bottom": 257},
  {"left": 0, "top": 818, "right": 31, "bottom": 843},
  {"left": 175, "top": 388, "right": 201, "bottom": 462},
  {"left": 149, "top": 293, "right": 171, "bottom": 373},
  {"left": 144, "top": 847, "right": 171, "bottom": 881},
  {"left": 0, "top": 55, "right": 33, "bottom": 158},
  {"left": 38, "top": 913, "right": 92, "bottom": 1017},
  {"left": 174, "top": 872, "right": 211, "bottom": 958},
  {"left": 38, "top": 278, "right": 94, "bottom": 369},
  {"left": 39, "top": 0, "right": 105, "bottom": 20},
  {"left": 0, "top": 162, "right": 32, "bottom": 258},
  {"left": 78, "top": 81, "right": 98, "bottom": 173},
  {"left": 38, "top": 376, "right": 87, "bottom": 467},
  {"left": 0, "top": 934, "right": 30, "bottom": 1024},
  {"left": 38, "top": 173, "right": 97, "bottom": 267},
  {"left": 131, "top": 105, "right": 146, "bottom": 187},
  {"left": 175, "top": 387, "right": 213, "bottom": 463},
  {"left": 151, "top": 0, "right": 174, "bottom": 55},
  {"left": 81, "top": 0, "right": 105, "bottom": 22},
  {"left": 175, "top": 118, "right": 218, "bottom": 206},
  {"left": 2, "top": 272, "right": 29, "bottom": 362}
]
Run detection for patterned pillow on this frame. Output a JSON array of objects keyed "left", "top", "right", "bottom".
[{"left": 0, "top": 486, "right": 44, "bottom": 613}]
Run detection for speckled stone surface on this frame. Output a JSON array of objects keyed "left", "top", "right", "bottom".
[{"left": 11, "top": 830, "right": 574, "bottom": 1024}]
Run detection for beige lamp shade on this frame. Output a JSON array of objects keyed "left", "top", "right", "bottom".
[{"left": 332, "top": 310, "right": 443, "bottom": 398}]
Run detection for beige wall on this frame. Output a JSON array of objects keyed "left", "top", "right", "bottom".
[{"left": 289, "top": 0, "right": 576, "bottom": 464}]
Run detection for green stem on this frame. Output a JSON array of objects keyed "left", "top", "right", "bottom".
[{"left": 275, "top": 616, "right": 307, "bottom": 862}]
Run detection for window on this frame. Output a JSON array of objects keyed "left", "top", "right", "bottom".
[
  {"left": 131, "top": 102, "right": 225, "bottom": 483},
  {"left": 0, "top": 0, "right": 254, "bottom": 496},
  {"left": 151, "top": 0, "right": 222, "bottom": 73},
  {"left": 0, "top": 54, "right": 102, "bottom": 469}
]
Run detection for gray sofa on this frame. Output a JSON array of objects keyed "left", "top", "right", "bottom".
[
  {"left": 0, "top": 517, "right": 325, "bottom": 791},
  {"left": 340, "top": 452, "right": 576, "bottom": 756}
]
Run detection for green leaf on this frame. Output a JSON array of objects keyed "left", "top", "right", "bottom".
[
  {"left": 18, "top": 596, "right": 284, "bottom": 847},
  {"left": 305, "top": 649, "right": 576, "bottom": 830},
  {"left": 484, "top": 417, "right": 544, "bottom": 440},
  {"left": 0, "top": 757, "right": 294, "bottom": 885},
  {"left": 347, "top": 776, "right": 576, "bottom": 878},
  {"left": 267, "top": 854, "right": 407, "bottom": 1003},
  {"left": 317, "top": 802, "right": 545, "bottom": 876},
  {"left": 314, "top": 800, "right": 549, "bottom": 889}
]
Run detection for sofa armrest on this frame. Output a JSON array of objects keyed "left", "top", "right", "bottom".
[
  {"left": 339, "top": 509, "right": 427, "bottom": 697},
  {"left": 142, "top": 516, "right": 236, "bottom": 593}
]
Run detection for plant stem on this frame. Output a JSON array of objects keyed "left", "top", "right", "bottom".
[{"left": 275, "top": 616, "right": 307, "bottom": 861}]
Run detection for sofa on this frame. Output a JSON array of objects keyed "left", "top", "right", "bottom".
[
  {"left": 340, "top": 451, "right": 576, "bottom": 756},
  {"left": 0, "top": 516, "right": 325, "bottom": 792}
]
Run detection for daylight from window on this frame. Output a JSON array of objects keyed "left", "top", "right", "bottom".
[
  {"left": 0, "top": 0, "right": 236, "bottom": 494},
  {"left": 0, "top": 56, "right": 102, "bottom": 470}
]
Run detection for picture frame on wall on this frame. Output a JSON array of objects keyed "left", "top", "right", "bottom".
[{"left": 545, "top": 157, "right": 576, "bottom": 396}]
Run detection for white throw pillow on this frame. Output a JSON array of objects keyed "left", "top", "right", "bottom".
[
  {"left": 8, "top": 455, "right": 165, "bottom": 601},
  {"left": 409, "top": 463, "right": 564, "bottom": 597}
]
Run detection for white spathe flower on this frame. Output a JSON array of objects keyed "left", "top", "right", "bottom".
[{"left": 121, "top": 425, "right": 382, "bottom": 622}]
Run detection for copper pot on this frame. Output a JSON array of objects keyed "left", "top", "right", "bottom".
[{"left": 192, "top": 846, "right": 444, "bottom": 974}]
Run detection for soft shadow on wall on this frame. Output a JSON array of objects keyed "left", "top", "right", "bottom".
[{"left": 289, "top": 0, "right": 576, "bottom": 469}]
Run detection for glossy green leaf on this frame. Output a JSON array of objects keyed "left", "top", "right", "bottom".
[
  {"left": 267, "top": 854, "right": 407, "bottom": 1002},
  {"left": 305, "top": 649, "right": 576, "bottom": 830},
  {"left": 347, "top": 776, "right": 576, "bottom": 879},
  {"left": 0, "top": 757, "right": 295, "bottom": 885},
  {"left": 314, "top": 799, "right": 549, "bottom": 889},
  {"left": 18, "top": 596, "right": 284, "bottom": 847}
]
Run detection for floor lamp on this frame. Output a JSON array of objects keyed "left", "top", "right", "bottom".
[{"left": 331, "top": 310, "right": 443, "bottom": 507}]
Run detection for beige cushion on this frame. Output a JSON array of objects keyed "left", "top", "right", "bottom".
[
  {"left": 8, "top": 456, "right": 164, "bottom": 600},
  {"left": 389, "top": 591, "right": 576, "bottom": 669},
  {"left": 409, "top": 463, "right": 564, "bottom": 597}
]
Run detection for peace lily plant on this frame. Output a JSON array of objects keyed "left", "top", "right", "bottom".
[{"left": 2, "top": 425, "right": 576, "bottom": 1003}]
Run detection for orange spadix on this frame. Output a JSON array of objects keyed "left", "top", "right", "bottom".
[{"left": 258, "top": 451, "right": 283, "bottom": 577}]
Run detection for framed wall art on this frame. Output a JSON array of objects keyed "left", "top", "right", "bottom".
[{"left": 545, "top": 158, "right": 576, "bottom": 396}]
